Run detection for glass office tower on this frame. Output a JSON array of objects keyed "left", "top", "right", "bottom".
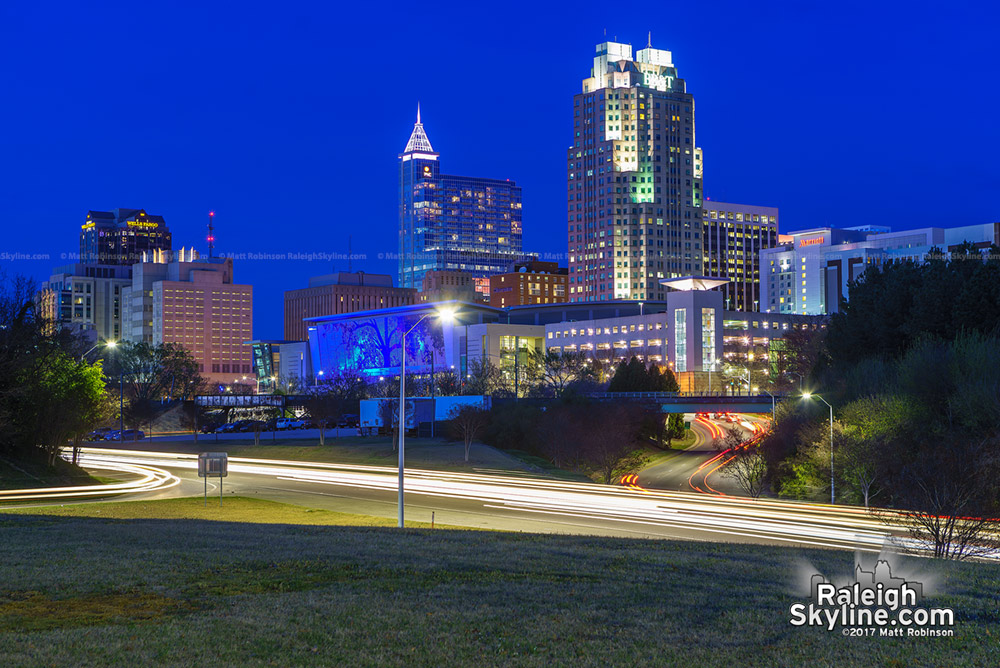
[
  {"left": 398, "top": 107, "right": 524, "bottom": 290},
  {"left": 567, "top": 40, "right": 703, "bottom": 303}
]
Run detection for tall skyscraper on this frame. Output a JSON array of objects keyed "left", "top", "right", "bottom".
[
  {"left": 568, "top": 39, "right": 703, "bottom": 303},
  {"left": 80, "top": 209, "right": 172, "bottom": 265},
  {"left": 398, "top": 107, "right": 524, "bottom": 290},
  {"left": 702, "top": 201, "right": 779, "bottom": 312}
]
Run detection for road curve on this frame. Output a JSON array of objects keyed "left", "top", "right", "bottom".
[{"left": 0, "top": 458, "right": 180, "bottom": 503}]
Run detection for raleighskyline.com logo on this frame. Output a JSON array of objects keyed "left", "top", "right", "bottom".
[{"left": 789, "top": 560, "right": 955, "bottom": 637}]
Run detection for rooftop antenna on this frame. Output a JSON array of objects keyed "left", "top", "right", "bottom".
[
  {"left": 208, "top": 211, "right": 215, "bottom": 258},
  {"left": 647, "top": 31, "right": 652, "bottom": 47},
  {"left": 416, "top": 101, "right": 421, "bottom": 124}
]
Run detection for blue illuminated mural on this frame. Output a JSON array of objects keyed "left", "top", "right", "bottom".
[
  {"left": 310, "top": 310, "right": 448, "bottom": 378},
  {"left": 306, "top": 302, "right": 503, "bottom": 381}
]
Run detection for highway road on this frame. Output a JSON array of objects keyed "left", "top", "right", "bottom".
[
  {"left": 637, "top": 414, "right": 765, "bottom": 495},
  {"left": 24, "top": 447, "right": 914, "bottom": 555}
]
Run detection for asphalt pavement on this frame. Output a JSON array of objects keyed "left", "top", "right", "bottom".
[{"left": 59, "top": 448, "right": 906, "bottom": 554}]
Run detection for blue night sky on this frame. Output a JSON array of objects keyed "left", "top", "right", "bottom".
[{"left": 1, "top": 1, "right": 996, "bottom": 339}]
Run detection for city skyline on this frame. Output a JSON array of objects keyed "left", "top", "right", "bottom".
[{"left": 2, "top": 2, "right": 998, "bottom": 339}]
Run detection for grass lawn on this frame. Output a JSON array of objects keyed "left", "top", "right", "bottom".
[
  {"left": 2, "top": 496, "right": 443, "bottom": 528},
  {"left": 633, "top": 430, "right": 701, "bottom": 471},
  {"left": 0, "top": 454, "right": 104, "bottom": 491},
  {"left": 0, "top": 506, "right": 994, "bottom": 667}
]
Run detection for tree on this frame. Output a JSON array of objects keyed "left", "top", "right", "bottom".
[
  {"left": 721, "top": 435, "right": 768, "bottom": 499},
  {"left": 435, "top": 371, "right": 461, "bottom": 396},
  {"left": 576, "top": 404, "right": 647, "bottom": 484},
  {"left": 449, "top": 405, "right": 490, "bottom": 462},
  {"left": 378, "top": 399, "right": 403, "bottom": 451},
  {"left": 640, "top": 410, "right": 685, "bottom": 449},
  {"left": 109, "top": 342, "right": 202, "bottom": 403},
  {"left": 837, "top": 431, "right": 879, "bottom": 509},
  {"left": 179, "top": 400, "right": 205, "bottom": 444},
  {"left": 608, "top": 356, "right": 679, "bottom": 393},
  {"left": 463, "top": 358, "right": 503, "bottom": 396},
  {"left": 835, "top": 394, "right": 913, "bottom": 508},
  {"left": 526, "top": 350, "right": 596, "bottom": 397},
  {"left": 17, "top": 353, "right": 107, "bottom": 466},
  {"left": 304, "top": 392, "right": 344, "bottom": 446},
  {"left": 665, "top": 413, "right": 686, "bottom": 446},
  {"left": 872, "top": 438, "right": 1000, "bottom": 560}
]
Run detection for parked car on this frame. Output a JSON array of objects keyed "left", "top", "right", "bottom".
[
  {"left": 112, "top": 429, "right": 144, "bottom": 441},
  {"left": 338, "top": 414, "right": 359, "bottom": 428},
  {"left": 239, "top": 420, "right": 266, "bottom": 432},
  {"left": 275, "top": 418, "right": 296, "bottom": 431},
  {"left": 200, "top": 422, "right": 222, "bottom": 434},
  {"left": 299, "top": 418, "right": 317, "bottom": 429},
  {"left": 214, "top": 423, "right": 238, "bottom": 434},
  {"left": 84, "top": 427, "right": 115, "bottom": 441}
]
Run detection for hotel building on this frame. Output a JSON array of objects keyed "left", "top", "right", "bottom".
[
  {"left": 568, "top": 39, "right": 703, "bottom": 303},
  {"left": 761, "top": 222, "right": 1000, "bottom": 315}
]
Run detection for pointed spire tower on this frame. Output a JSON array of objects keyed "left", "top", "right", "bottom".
[
  {"left": 399, "top": 103, "right": 440, "bottom": 289},
  {"left": 403, "top": 103, "right": 437, "bottom": 156}
]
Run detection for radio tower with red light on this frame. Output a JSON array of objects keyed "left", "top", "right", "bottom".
[{"left": 207, "top": 211, "right": 215, "bottom": 258}]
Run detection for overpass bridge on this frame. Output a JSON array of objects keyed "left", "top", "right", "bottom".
[
  {"left": 582, "top": 392, "right": 782, "bottom": 415},
  {"left": 195, "top": 391, "right": 782, "bottom": 416}
]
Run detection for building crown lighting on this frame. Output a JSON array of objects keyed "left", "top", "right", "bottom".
[{"left": 404, "top": 103, "right": 434, "bottom": 153}]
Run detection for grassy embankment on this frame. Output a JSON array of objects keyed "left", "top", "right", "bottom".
[
  {"left": 0, "top": 454, "right": 105, "bottom": 491},
  {"left": 0, "top": 496, "right": 996, "bottom": 666}
]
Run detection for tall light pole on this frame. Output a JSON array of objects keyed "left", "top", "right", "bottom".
[
  {"left": 802, "top": 392, "right": 834, "bottom": 504},
  {"left": 398, "top": 307, "right": 456, "bottom": 528},
  {"left": 757, "top": 386, "right": 776, "bottom": 426},
  {"left": 101, "top": 341, "right": 123, "bottom": 439},
  {"left": 788, "top": 371, "right": 803, "bottom": 393}
]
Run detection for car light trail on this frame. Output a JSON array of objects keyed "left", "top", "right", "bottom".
[
  {"left": 69, "top": 448, "right": 998, "bottom": 560},
  {"left": 68, "top": 447, "right": 955, "bottom": 555},
  {"left": 0, "top": 459, "right": 180, "bottom": 503}
]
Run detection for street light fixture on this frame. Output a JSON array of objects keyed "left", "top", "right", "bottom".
[
  {"left": 82, "top": 340, "right": 123, "bottom": 439},
  {"left": 398, "top": 306, "right": 456, "bottom": 528},
  {"left": 788, "top": 371, "right": 804, "bottom": 392},
  {"left": 80, "top": 339, "right": 117, "bottom": 362},
  {"left": 757, "top": 386, "right": 776, "bottom": 426},
  {"left": 802, "top": 391, "right": 835, "bottom": 504}
]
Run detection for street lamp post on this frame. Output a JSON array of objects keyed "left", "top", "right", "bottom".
[
  {"left": 398, "top": 307, "right": 456, "bottom": 528},
  {"left": 758, "top": 387, "right": 776, "bottom": 426},
  {"left": 802, "top": 392, "right": 834, "bottom": 504},
  {"left": 101, "top": 341, "right": 124, "bottom": 439},
  {"left": 788, "top": 371, "right": 803, "bottom": 393}
]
